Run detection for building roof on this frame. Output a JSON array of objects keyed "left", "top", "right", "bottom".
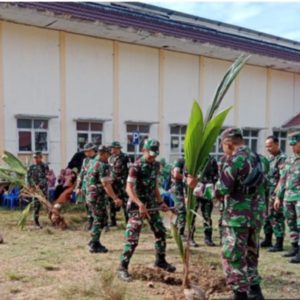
[
  {"left": 1, "top": 2, "right": 300, "bottom": 73},
  {"left": 283, "top": 113, "right": 300, "bottom": 129}
]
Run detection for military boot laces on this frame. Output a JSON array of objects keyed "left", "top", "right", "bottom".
[
  {"left": 117, "top": 266, "right": 132, "bottom": 282},
  {"left": 89, "top": 241, "right": 108, "bottom": 253},
  {"left": 248, "top": 285, "right": 265, "bottom": 300},
  {"left": 290, "top": 248, "right": 300, "bottom": 264},
  {"left": 283, "top": 243, "right": 299, "bottom": 257},
  {"left": 154, "top": 254, "right": 176, "bottom": 273},
  {"left": 204, "top": 232, "right": 216, "bottom": 247},
  {"left": 268, "top": 237, "right": 284, "bottom": 252},
  {"left": 232, "top": 291, "right": 248, "bottom": 300},
  {"left": 260, "top": 232, "right": 272, "bottom": 248}
]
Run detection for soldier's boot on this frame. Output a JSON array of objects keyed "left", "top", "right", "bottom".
[
  {"left": 189, "top": 231, "right": 199, "bottom": 248},
  {"left": 290, "top": 248, "right": 300, "bottom": 264},
  {"left": 154, "top": 254, "right": 176, "bottom": 273},
  {"left": 179, "top": 228, "right": 186, "bottom": 242},
  {"left": 248, "top": 285, "right": 265, "bottom": 300},
  {"left": 232, "top": 291, "right": 248, "bottom": 300},
  {"left": 117, "top": 262, "right": 132, "bottom": 282},
  {"left": 204, "top": 231, "right": 216, "bottom": 247},
  {"left": 87, "top": 217, "right": 93, "bottom": 231},
  {"left": 268, "top": 237, "right": 284, "bottom": 252},
  {"left": 283, "top": 242, "right": 299, "bottom": 257},
  {"left": 34, "top": 216, "right": 43, "bottom": 229},
  {"left": 89, "top": 241, "right": 108, "bottom": 253},
  {"left": 260, "top": 232, "right": 272, "bottom": 248}
]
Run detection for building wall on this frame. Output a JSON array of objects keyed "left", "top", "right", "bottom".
[{"left": 0, "top": 21, "right": 300, "bottom": 173}]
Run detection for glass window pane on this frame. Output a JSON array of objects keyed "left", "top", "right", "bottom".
[
  {"left": 181, "top": 126, "right": 187, "bottom": 134},
  {"left": 77, "top": 133, "right": 88, "bottom": 151},
  {"left": 171, "top": 136, "right": 180, "bottom": 153},
  {"left": 127, "top": 124, "right": 138, "bottom": 132},
  {"left": 170, "top": 125, "right": 180, "bottom": 134},
  {"left": 90, "top": 122, "right": 103, "bottom": 132},
  {"left": 251, "top": 130, "right": 258, "bottom": 137},
  {"left": 251, "top": 139, "right": 258, "bottom": 152},
  {"left": 139, "top": 125, "right": 150, "bottom": 133},
  {"left": 17, "top": 119, "right": 31, "bottom": 129},
  {"left": 127, "top": 144, "right": 135, "bottom": 153},
  {"left": 18, "top": 131, "right": 32, "bottom": 151},
  {"left": 243, "top": 130, "right": 249, "bottom": 136},
  {"left": 35, "top": 132, "right": 48, "bottom": 151},
  {"left": 76, "top": 122, "right": 89, "bottom": 131},
  {"left": 273, "top": 131, "right": 279, "bottom": 137},
  {"left": 34, "top": 119, "right": 48, "bottom": 129},
  {"left": 139, "top": 135, "right": 148, "bottom": 152},
  {"left": 281, "top": 140, "right": 286, "bottom": 152},
  {"left": 91, "top": 133, "right": 102, "bottom": 147},
  {"left": 244, "top": 138, "right": 250, "bottom": 147},
  {"left": 281, "top": 132, "right": 287, "bottom": 138}
]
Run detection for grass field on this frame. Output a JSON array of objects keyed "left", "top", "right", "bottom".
[{"left": 0, "top": 205, "right": 299, "bottom": 300}]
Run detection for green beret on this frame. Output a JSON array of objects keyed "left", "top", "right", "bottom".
[
  {"left": 143, "top": 139, "right": 160, "bottom": 156},
  {"left": 110, "top": 141, "right": 122, "bottom": 148},
  {"left": 289, "top": 131, "right": 300, "bottom": 146}
]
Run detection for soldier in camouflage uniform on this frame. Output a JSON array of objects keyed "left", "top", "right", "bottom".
[
  {"left": 118, "top": 139, "right": 176, "bottom": 282},
  {"left": 261, "top": 136, "right": 286, "bottom": 252},
  {"left": 275, "top": 131, "right": 300, "bottom": 263},
  {"left": 170, "top": 157, "right": 186, "bottom": 240},
  {"left": 76, "top": 143, "right": 97, "bottom": 230},
  {"left": 188, "top": 128, "right": 266, "bottom": 300},
  {"left": 85, "top": 145, "right": 123, "bottom": 253},
  {"left": 27, "top": 152, "right": 49, "bottom": 228},
  {"left": 159, "top": 158, "right": 172, "bottom": 190},
  {"left": 191, "top": 155, "right": 218, "bottom": 247},
  {"left": 108, "top": 141, "right": 130, "bottom": 226}
]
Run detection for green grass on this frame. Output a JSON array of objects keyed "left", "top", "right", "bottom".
[{"left": 0, "top": 206, "right": 299, "bottom": 299}]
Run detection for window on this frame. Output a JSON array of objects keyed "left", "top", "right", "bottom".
[
  {"left": 210, "top": 136, "right": 224, "bottom": 160},
  {"left": 126, "top": 123, "right": 150, "bottom": 160},
  {"left": 273, "top": 130, "right": 287, "bottom": 152},
  {"left": 76, "top": 121, "right": 103, "bottom": 151},
  {"left": 170, "top": 125, "right": 186, "bottom": 162},
  {"left": 243, "top": 129, "right": 259, "bottom": 152},
  {"left": 17, "top": 118, "right": 48, "bottom": 152}
]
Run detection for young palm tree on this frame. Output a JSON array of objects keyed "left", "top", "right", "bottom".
[{"left": 171, "top": 54, "right": 250, "bottom": 288}]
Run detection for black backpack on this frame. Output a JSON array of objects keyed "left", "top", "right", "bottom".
[{"left": 242, "top": 153, "right": 264, "bottom": 188}]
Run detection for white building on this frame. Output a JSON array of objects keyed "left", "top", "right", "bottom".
[{"left": 0, "top": 2, "right": 299, "bottom": 173}]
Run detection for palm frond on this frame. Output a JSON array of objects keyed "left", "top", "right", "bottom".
[{"left": 17, "top": 202, "right": 33, "bottom": 230}]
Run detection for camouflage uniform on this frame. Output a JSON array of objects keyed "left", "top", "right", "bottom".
[
  {"left": 265, "top": 152, "right": 286, "bottom": 240},
  {"left": 76, "top": 155, "right": 96, "bottom": 225},
  {"left": 192, "top": 155, "right": 218, "bottom": 245},
  {"left": 170, "top": 158, "right": 186, "bottom": 236},
  {"left": 215, "top": 145, "right": 266, "bottom": 294},
  {"left": 108, "top": 151, "right": 130, "bottom": 223},
  {"left": 85, "top": 157, "right": 111, "bottom": 244},
  {"left": 277, "top": 154, "right": 300, "bottom": 249},
  {"left": 159, "top": 159, "right": 172, "bottom": 190},
  {"left": 27, "top": 162, "right": 49, "bottom": 222},
  {"left": 120, "top": 157, "right": 166, "bottom": 267}
]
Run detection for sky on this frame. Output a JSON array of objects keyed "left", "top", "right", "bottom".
[{"left": 148, "top": 1, "right": 300, "bottom": 42}]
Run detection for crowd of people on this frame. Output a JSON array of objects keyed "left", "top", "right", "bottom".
[{"left": 13, "top": 127, "right": 300, "bottom": 300}]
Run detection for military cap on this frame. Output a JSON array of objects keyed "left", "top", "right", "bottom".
[
  {"left": 220, "top": 127, "right": 243, "bottom": 141},
  {"left": 83, "top": 143, "right": 97, "bottom": 151},
  {"left": 143, "top": 139, "right": 160, "bottom": 156},
  {"left": 110, "top": 141, "right": 122, "bottom": 148},
  {"left": 288, "top": 131, "right": 300, "bottom": 146},
  {"left": 33, "top": 151, "right": 42, "bottom": 158},
  {"left": 98, "top": 145, "right": 110, "bottom": 153}
]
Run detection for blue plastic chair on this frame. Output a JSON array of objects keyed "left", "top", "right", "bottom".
[
  {"left": 71, "top": 192, "right": 76, "bottom": 204},
  {"left": 3, "top": 188, "right": 20, "bottom": 209},
  {"left": 161, "top": 192, "right": 175, "bottom": 208}
]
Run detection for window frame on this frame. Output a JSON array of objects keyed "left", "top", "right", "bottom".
[
  {"left": 273, "top": 129, "right": 288, "bottom": 152},
  {"left": 17, "top": 118, "right": 49, "bottom": 154},
  {"left": 169, "top": 124, "right": 187, "bottom": 162},
  {"left": 242, "top": 128, "right": 259, "bottom": 152},
  {"left": 76, "top": 121, "right": 103, "bottom": 151}
]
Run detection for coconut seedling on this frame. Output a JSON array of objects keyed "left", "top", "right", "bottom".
[{"left": 171, "top": 54, "right": 250, "bottom": 291}]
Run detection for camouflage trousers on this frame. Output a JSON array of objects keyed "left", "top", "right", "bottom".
[
  {"left": 32, "top": 188, "right": 47, "bottom": 220},
  {"left": 173, "top": 192, "right": 186, "bottom": 235},
  {"left": 267, "top": 196, "right": 285, "bottom": 238},
  {"left": 87, "top": 197, "right": 108, "bottom": 242},
  {"left": 222, "top": 226, "right": 262, "bottom": 293},
  {"left": 191, "top": 197, "right": 213, "bottom": 236},
  {"left": 110, "top": 180, "right": 128, "bottom": 223},
  {"left": 284, "top": 201, "right": 300, "bottom": 246},
  {"left": 81, "top": 190, "right": 93, "bottom": 222},
  {"left": 219, "top": 202, "right": 224, "bottom": 241},
  {"left": 120, "top": 211, "right": 167, "bottom": 267}
]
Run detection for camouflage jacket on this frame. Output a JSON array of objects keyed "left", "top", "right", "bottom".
[
  {"left": 85, "top": 157, "right": 111, "bottom": 201},
  {"left": 215, "top": 145, "right": 266, "bottom": 228},
  {"left": 127, "top": 156, "right": 160, "bottom": 208},
  {"left": 27, "top": 162, "right": 49, "bottom": 192},
  {"left": 277, "top": 154, "right": 300, "bottom": 202},
  {"left": 171, "top": 158, "right": 186, "bottom": 196},
  {"left": 108, "top": 152, "right": 129, "bottom": 183},
  {"left": 76, "top": 156, "right": 96, "bottom": 191},
  {"left": 267, "top": 151, "right": 286, "bottom": 195}
]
